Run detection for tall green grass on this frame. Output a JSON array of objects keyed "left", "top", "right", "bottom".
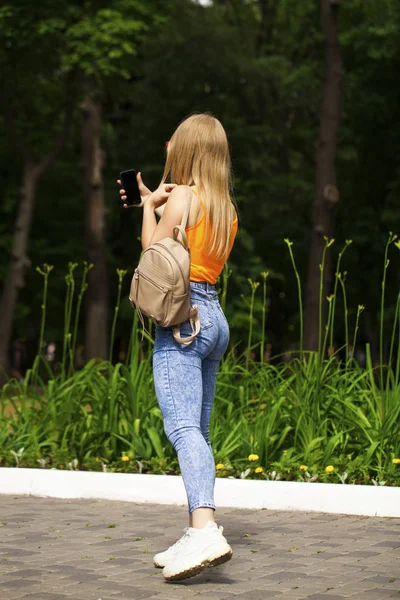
[{"left": 1, "top": 236, "right": 400, "bottom": 484}]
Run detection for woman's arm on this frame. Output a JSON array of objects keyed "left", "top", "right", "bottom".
[
  {"left": 141, "top": 202, "right": 158, "bottom": 249},
  {"left": 141, "top": 186, "right": 191, "bottom": 250}
]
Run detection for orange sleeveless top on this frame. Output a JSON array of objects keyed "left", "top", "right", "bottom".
[{"left": 185, "top": 191, "right": 238, "bottom": 284}]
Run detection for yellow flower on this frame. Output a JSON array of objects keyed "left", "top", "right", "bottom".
[
  {"left": 392, "top": 458, "right": 400, "bottom": 465},
  {"left": 255, "top": 467, "right": 264, "bottom": 474},
  {"left": 325, "top": 465, "right": 334, "bottom": 473},
  {"left": 248, "top": 454, "right": 259, "bottom": 462},
  {"left": 299, "top": 465, "right": 308, "bottom": 472},
  {"left": 283, "top": 450, "right": 288, "bottom": 455},
  {"left": 121, "top": 455, "right": 129, "bottom": 462},
  {"left": 216, "top": 463, "right": 225, "bottom": 470}
]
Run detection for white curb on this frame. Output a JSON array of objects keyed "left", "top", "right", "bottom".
[{"left": 0, "top": 468, "right": 399, "bottom": 518}]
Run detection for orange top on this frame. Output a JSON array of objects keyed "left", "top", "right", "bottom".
[{"left": 186, "top": 191, "right": 238, "bottom": 284}]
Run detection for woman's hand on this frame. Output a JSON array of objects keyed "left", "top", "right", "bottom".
[
  {"left": 146, "top": 183, "right": 177, "bottom": 211},
  {"left": 117, "top": 172, "right": 176, "bottom": 211},
  {"left": 117, "top": 172, "right": 152, "bottom": 208}
]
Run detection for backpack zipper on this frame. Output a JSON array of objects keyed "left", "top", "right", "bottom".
[{"left": 135, "top": 269, "right": 168, "bottom": 293}]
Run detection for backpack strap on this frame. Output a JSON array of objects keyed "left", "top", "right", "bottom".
[
  {"left": 172, "top": 188, "right": 200, "bottom": 345},
  {"left": 173, "top": 187, "right": 193, "bottom": 250},
  {"left": 180, "top": 187, "right": 193, "bottom": 229},
  {"left": 172, "top": 305, "right": 200, "bottom": 345}
]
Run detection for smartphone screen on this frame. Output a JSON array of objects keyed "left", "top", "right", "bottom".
[{"left": 120, "top": 169, "right": 141, "bottom": 206}]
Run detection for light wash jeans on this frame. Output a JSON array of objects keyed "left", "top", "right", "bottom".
[{"left": 153, "top": 281, "right": 230, "bottom": 514}]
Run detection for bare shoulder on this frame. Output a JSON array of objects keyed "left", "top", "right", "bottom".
[
  {"left": 168, "top": 185, "right": 192, "bottom": 201},
  {"left": 167, "top": 185, "right": 200, "bottom": 226},
  {"left": 162, "top": 185, "right": 191, "bottom": 218}
]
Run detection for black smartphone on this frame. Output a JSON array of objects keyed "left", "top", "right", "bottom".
[{"left": 120, "top": 169, "right": 141, "bottom": 207}]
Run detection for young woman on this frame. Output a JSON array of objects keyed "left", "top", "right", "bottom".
[{"left": 118, "top": 114, "right": 238, "bottom": 581}]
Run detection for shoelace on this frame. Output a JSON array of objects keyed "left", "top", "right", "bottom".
[
  {"left": 168, "top": 527, "right": 190, "bottom": 552},
  {"left": 168, "top": 524, "right": 220, "bottom": 553}
]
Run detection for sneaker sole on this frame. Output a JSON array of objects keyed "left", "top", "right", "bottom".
[{"left": 163, "top": 548, "right": 232, "bottom": 581}]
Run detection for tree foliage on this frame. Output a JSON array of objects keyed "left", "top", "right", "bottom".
[{"left": 1, "top": 0, "right": 400, "bottom": 365}]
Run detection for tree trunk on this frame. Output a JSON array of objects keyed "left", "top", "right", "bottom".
[
  {"left": 80, "top": 96, "right": 109, "bottom": 362},
  {"left": 304, "top": 0, "right": 343, "bottom": 352},
  {"left": 0, "top": 163, "right": 39, "bottom": 374},
  {"left": 0, "top": 97, "right": 73, "bottom": 378}
]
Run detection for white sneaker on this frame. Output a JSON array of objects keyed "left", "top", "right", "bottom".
[
  {"left": 153, "top": 527, "right": 190, "bottom": 568},
  {"left": 162, "top": 521, "right": 232, "bottom": 581}
]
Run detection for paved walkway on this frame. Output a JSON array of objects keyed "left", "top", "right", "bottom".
[{"left": 0, "top": 496, "right": 399, "bottom": 600}]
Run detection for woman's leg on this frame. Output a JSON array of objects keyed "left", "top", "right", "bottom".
[
  {"left": 187, "top": 357, "right": 220, "bottom": 528},
  {"left": 200, "top": 302, "right": 230, "bottom": 458},
  {"left": 200, "top": 357, "right": 219, "bottom": 449},
  {"left": 153, "top": 348, "right": 216, "bottom": 517},
  {"left": 192, "top": 303, "right": 230, "bottom": 528},
  {"left": 157, "top": 343, "right": 233, "bottom": 581}
]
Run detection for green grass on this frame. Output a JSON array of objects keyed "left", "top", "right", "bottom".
[{"left": 1, "top": 237, "right": 400, "bottom": 485}]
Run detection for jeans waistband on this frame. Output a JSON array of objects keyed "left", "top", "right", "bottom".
[{"left": 190, "top": 281, "right": 217, "bottom": 292}]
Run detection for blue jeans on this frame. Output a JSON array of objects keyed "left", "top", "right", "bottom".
[{"left": 153, "top": 281, "right": 230, "bottom": 514}]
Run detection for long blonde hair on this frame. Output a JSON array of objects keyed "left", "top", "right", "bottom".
[{"left": 161, "top": 113, "right": 234, "bottom": 260}]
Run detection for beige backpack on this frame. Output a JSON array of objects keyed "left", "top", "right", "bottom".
[{"left": 129, "top": 191, "right": 200, "bottom": 345}]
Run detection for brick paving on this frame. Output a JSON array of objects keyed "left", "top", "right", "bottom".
[{"left": 0, "top": 496, "right": 399, "bottom": 600}]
